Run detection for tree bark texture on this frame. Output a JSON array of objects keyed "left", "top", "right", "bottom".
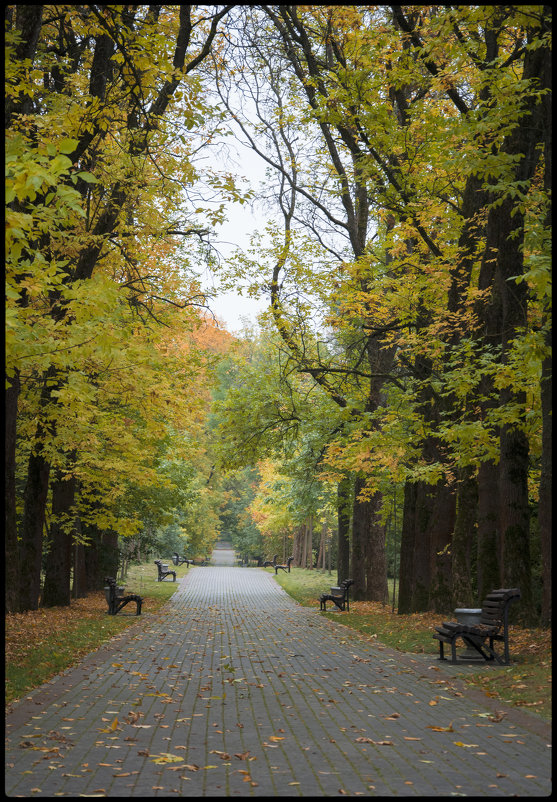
[
  {"left": 337, "top": 477, "right": 351, "bottom": 584},
  {"left": 42, "top": 473, "right": 77, "bottom": 608}
]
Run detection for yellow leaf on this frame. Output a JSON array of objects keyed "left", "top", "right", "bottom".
[
  {"left": 453, "top": 741, "right": 479, "bottom": 748},
  {"left": 150, "top": 753, "right": 185, "bottom": 764},
  {"left": 269, "top": 736, "right": 285, "bottom": 742},
  {"left": 426, "top": 722, "right": 454, "bottom": 732}
]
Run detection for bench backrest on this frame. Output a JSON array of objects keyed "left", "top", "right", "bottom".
[
  {"left": 335, "top": 579, "right": 353, "bottom": 597},
  {"left": 479, "top": 588, "right": 520, "bottom": 630},
  {"left": 104, "top": 577, "right": 121, "bottom": 604}
]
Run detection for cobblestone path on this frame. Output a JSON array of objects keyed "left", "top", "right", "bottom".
[{"left": 5, "top": 566, "right": 551, "bottom": 797}]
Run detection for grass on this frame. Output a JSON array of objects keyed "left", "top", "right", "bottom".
[
  {"left": 5, "top": 561, "right": 188, "bottom": 706},
  {"left": 270, "top": 566, "right": 552, "bottom": 722},
  {"left": 6, "top": 562, "right": 551, "bottom": 724}
]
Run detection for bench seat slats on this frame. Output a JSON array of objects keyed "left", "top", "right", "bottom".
[
  {"left": 319, "top": 579, "right": 354, "bottom": 612},
  {"left": 433, "top": 588, "right": 520, "bottom": 665}
]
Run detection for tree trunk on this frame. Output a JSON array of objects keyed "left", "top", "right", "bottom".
[
  {"left": 499, "top": 422, "right": 533, "bottom": 622},
  {"left": 539, "top": 345, "right": 551, "bottom": 625},
  {"left": 427, "top": 482, "right": 456, "bottom": 613},
  {"left": 293, "top": 524, "right": 304, "bottom": 566},
  {"left": 337, "top": 476, "right": 351, "bottom": 584},
  {"left": 5, "top": 370, "right": 20, "bottom": 613},
  {"left": 18, "top": 447, "right": 51, "bottom": 611},
  {"left": 398, "top": 480, "right": 435, "bottom": 613},
  {"left": 451, "top": 468, "right": 477, "bottom": 609},
  {"left": 316, "top": 525, "right": 324, "bottom": 571},
  {"left": 72, "top": 542, "right": 88, "bottom": 599},
  {"left": 351, "top": 477, "right": 388, "bottom": 601},
  {"left": 42, "top": 473, "right": 76, "bottom": 608},
  {"left": 301, "top": 521, "right": 308, "bottom": 569},
  {"left": 84, "top": 517, "right": 118, "bottom": 591},
  {"left": 351, "top": 477, "right": 368, "bottom": 599},
  {"left": 397, "top": 482, "right": 417, "bottom": 614}
]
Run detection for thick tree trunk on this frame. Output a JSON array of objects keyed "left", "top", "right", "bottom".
[
  {"left": 476, "top": 460, "right": 501, "bottom": 601},
  {"left": 42, "top": 473, "right": 77, "bottom": 608},
  {"left": 72, "top": 509, "right": 88, "bottom": 600},
  {"left": 539, "top": 347, "right": 551, "bottom": 625},
  {"left": 367, "top": 491, "right": 389, "bottom": 603},
  {"left": 427, "top": 482, "right": 456, "bottom": 613},
  {"left": 351, "top": 477, "right": 388, "bottom": 601},
  {"left": 397, "top": 480, "right": 435, "bottom": 613},
  {"left": 337, "top": 477, "right": 351, "bottom": 583},
  {"left": 451, "top": 468, "right": 477, "bottom": 608},
  {"left": 351, "top": 477, "right": 368, "bottom": 600},
  {"left": 18, "top": 448, "right": 51, "bottom": 611},
  {"left": 498, "top": 423, "right": 533, "bottom": 621},
  {"left": 5, "top": 371, "right": 20, "bottom": 613},
  {"left": 397, "top": 482, "right": 417, "bottom": 614}
]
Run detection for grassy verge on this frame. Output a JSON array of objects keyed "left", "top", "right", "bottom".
[
  {"left": 5, "top": 562, "right": 188, "bottom": 707},
  {"left": 270, "top": 566, "right": 552, "bottom": 722}
]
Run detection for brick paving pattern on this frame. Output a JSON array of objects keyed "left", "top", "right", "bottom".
[{"left": 5, "top": 563, "right": 551, "bottom": 797}]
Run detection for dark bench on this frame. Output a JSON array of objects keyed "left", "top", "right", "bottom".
[
  {"left": 320, "top": 578, "right": 354, "bottom": 612},
  {"left": 172, "top": 552, "right": 193, "bottom": 567},
  {"left": 154, "top": 559, "right": 176, "bottom": 582},
  {"left": 104, "top": 577, "right": 142, "bottom": 615},
  {"left": 433, "top": 588, "right": 521, "bottom": 665},
  {"left": 275, "top": 556, "right": 294, "bottom": 574},
  {"left": 263, "top": 554, "right": 278, "bottom": 568}
]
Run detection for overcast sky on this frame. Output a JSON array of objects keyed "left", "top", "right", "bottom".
[{"left": 202, "top": 139, "right": 270, "bottom": 335}]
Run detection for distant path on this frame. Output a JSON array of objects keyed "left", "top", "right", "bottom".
[
  {"left": 5, "top": 567, "right": 551, "bottom": 796},
  {"left": 211, "top": 542, "right": 236, "bottom": 566}
]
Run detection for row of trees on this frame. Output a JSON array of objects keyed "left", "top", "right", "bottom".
[
  {"left": 7, "top": 6, "right": 551, "bottom": 626},
  {"left": 6, "top": 5, "right": 240, "bottom": 612},
  {"left": 210, "top": 5, "right": 551, "bottom": 624}
]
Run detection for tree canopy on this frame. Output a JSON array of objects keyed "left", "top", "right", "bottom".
[{"left": 5, "top": 5, "right": 551, "bottom": 625}]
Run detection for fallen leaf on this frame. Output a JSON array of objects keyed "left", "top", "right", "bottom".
[
  {"left": 453, "top": 741, "right": 479, "bottom": 748},
  {"left": 150, "top": 753, "right": 185, "bottom": 765},
  {"left": 355, "top": 737, "right": 393, "bottom": 746},
  {"left": 426, "top": 722, "right": 454, "bottom": 732}
]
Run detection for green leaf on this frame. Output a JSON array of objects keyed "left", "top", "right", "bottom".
[
  {"left": 58, "top": 138, "right": 79, "bottom": 154},
  {"left": 75, "top": 171, "right": 98, "bottom": 183}
]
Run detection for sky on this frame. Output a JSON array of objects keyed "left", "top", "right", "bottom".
[{"left": 201, "top": 140, "right": 270, "bottom": 335}]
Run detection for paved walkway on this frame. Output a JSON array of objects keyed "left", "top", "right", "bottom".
[{"left": 5, "top": 565, "right": 551, "bottom": 797}]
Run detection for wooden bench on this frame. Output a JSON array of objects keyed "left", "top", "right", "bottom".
[
  {"left": 275, "top": 556, "right": 294, "bottom": 574},
  {"left": 172, "top": 552, "right": 193, "bottom": 567},
  {"left": 320, "top": 578, "right": 354, "bottom": 612},
  {"left": 154, "top": 559, "right": 176, "bottom": 582},
  {"left": 433, "top": 588, "right": 521, "bottom": 665},
  {"left": 263, "top": 554, "right": 278, "bottom": 568},
  {"left": 104, "top": 577, "right": 142, "bottom": 616}
]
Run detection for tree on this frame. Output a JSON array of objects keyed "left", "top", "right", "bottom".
[
  {"left": 210, "top": 5, "right": 551, "bottom": 617},
  {"left": 5, "top": 5, "right": 235, "bottom": 611}
]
